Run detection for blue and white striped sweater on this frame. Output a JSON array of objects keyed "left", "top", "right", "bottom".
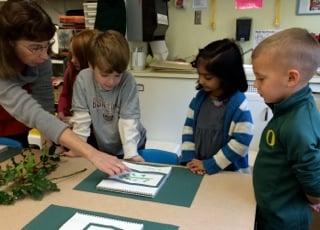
[{"left": 180, "top": 90, "right": 253, "bottom": 174}]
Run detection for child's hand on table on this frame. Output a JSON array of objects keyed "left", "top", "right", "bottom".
[
  {"left": 187, "top": 159, "right": 206, "bottom": 175},
  {"left": 311, "top": 203, "right": 320, "bottom": 213}
]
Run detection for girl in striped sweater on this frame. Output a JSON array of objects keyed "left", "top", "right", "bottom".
[{"left": 180, "top": 39, "right": 253, "bottom": 175}]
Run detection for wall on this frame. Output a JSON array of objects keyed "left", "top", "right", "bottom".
[
  {"left": 165, "top": 0, "right": 320, "bottom": 63},
  {"left": 4, "top": 0, "right": 318, "bottom": 64},
  {"left": 35, "top": 0, "right": 82, "bottom": 25}
]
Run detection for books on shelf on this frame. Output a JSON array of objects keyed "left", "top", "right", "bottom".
[
  {"left": 59, "top": 15, "right": 85, "bottom": 30},
  {"left": 96, "top": 162, "right": 172, "bottom": 198},
  {"left": 59, "top": 212, "right": 143, "bottom": 230},
  {"left": 59, "top": 15, "right": 85, "bottom": 24}
]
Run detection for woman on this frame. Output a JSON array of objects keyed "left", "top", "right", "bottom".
[{"left": 0, "top": 0, "right": 126, "bottom": 175}]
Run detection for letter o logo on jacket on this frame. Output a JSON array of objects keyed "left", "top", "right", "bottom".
[{"left": 266, "top": 129, "right": 276, "bottom": 147}]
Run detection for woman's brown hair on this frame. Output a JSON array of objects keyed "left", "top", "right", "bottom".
[{"left": 0, "top": 0, "right": 56, "bottom": 79}]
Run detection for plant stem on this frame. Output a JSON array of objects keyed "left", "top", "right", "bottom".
[{"left": 51, "top": 168, "right": 87, "bottom": 181}]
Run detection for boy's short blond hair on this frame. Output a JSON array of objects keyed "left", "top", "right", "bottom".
[
  {"left": 252, "top": 28, "right": 320, "bottom": 81},
  {"left": 87, "top": 30, "right": 129, "bottom": 74}
]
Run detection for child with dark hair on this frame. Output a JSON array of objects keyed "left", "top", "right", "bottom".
[{"left": 180, "top": 39, "right": 253, "bottom": 175}]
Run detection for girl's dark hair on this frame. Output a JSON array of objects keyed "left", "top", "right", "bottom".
[
  {"left": 192, "top": 39, "right": 248, "bottom": 99},
  {"left": 0, "top": 0, "right": 56, "bottom": 78}
]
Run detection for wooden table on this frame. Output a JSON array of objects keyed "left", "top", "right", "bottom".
[{"left": 0, "top": 156, "right": 256, "bottom": 230}]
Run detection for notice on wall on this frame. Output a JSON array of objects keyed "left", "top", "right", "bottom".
[
  {"left": 193, "top": 0, "right": 208, "bottom": 10},
  {"left": 253, "top": 30, "right": 279, "bottom": 48}
]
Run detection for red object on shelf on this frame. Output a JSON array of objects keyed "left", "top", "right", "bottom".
[{"left": 59, "top": 16, "right": 85, "bottom": 24}]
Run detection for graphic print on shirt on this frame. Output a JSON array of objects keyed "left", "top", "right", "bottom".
[{"left": 92, "top": 96, "right": 119, "bottom": 122}]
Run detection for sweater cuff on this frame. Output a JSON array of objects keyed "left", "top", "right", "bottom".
[
  {"left": 203, "top": 158, "right": 221, "bottom": 175},
  {"left": 180, "top": 150, "right": 195, "bottom": 163},
  {"left": 122, "top": 144, "right": 139, "bottom": 159}
]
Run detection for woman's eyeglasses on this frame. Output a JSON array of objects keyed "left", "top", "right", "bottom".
[{"left": 19, "top": 39, "right": 55, "bottom": 55}]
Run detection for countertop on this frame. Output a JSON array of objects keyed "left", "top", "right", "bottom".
[{"left": 131, "top": 65, "right": 320, "bottom": 84}]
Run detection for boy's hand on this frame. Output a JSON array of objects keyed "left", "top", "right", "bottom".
[
  {"left": 187, "top": 159, "right": 206, "bottom": 174},
  {"left": 307, "top": 194, "right": 320, "bottom": 212},
  {"left": 127, "top": 155, "right": 145, "bottom": 162},
  {"left": 195, "top": 169, "right": 207, "bottom": 175},
  {"left": 311, "top": 203, "right": 320, "bottom": 213}
]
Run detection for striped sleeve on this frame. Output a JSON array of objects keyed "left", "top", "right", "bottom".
[{"left": 180, "top": 100, "right": 196, "bottom": 163}]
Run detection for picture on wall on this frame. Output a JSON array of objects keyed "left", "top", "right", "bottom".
[
  {"left": 296, "top": 0, "right": 320, "bottom": 15},
  {"left": 235, "top": 0, "right": 263, "bottom": 10}
]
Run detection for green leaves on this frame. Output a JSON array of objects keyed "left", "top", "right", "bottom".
[{"left": 0, "top": 145, "right": 61, "bottom": 205}]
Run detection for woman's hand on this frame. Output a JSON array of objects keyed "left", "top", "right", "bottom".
[
  {"left": 59, "top": 129, "right": 128, "bottom": 176},
  {"left": 89, "top": 151, "right": 129, "bottom": 176},
  {"left": 63, "top": 149, "right": 129, "bottom": 176},
  {"left": 63, "top": 149, "right": 81, "bottom": 157}
]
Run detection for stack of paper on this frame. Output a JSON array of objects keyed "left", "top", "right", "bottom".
[
  {"left": 149, "top": 60, "right": 195, "bottom": 73},
  {"left": 59, "top": 212, "right": 143, "bottom": 230},
  {"left": 96, "top": 162, "right": 172, "bottom": 198}
]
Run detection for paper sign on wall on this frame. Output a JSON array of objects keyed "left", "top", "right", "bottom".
[
  {"left": 193, "top": 0, "right": 208, "bottom": 10},
  {"left": 253, "top": 30, "right": 279, "bottom": 48},
  {"left": 235, "top": 0, "right": 263, "bottom": 9}
]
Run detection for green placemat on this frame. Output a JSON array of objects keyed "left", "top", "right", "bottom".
[
  {"left": 0, "top": 147, "right": 21, "bottom": 162},
  {"left": 23, "top": 204, "right": 178, "bottom": 230},
  {"left": 75, "top": 167, "right": 203, "bottom": 207}
]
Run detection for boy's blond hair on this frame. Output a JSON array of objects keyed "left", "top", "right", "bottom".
[
  {"left": 87, "top": 30, "right": 129, "bottom": 74},
  {"left": 252, "top": 28, "right": 320, "bottom": 81}
]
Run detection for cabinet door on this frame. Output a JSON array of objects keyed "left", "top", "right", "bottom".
[
  {"left": 135, "top": 76, "right": 196, "bottom": 145},
  {"left": 245, "top": 92, "right": 272, "bottom": 153}
]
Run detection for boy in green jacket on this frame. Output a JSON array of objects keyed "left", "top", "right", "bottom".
[{"left": 252, "top": 28, "right": 320, "bottom": 229}]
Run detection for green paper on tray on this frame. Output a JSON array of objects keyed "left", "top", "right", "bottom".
[
  {"left": 75, "top": 166, "right": 203, "bottom": 207},
  {"left": 23, "top": 204, "right": 178, "bottom": 230}
]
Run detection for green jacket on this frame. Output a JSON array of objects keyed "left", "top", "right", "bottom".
[{"left": 253, "top": 86, "right": 320, "bottom": 230}]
